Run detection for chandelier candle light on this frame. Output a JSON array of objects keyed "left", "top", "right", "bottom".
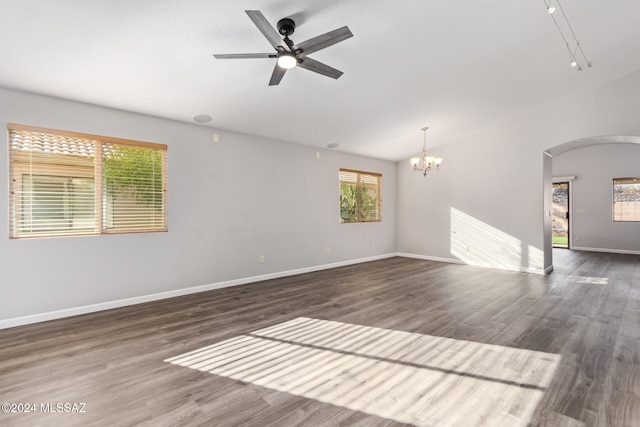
[{"left": 410, "top": 127, "right": 443, "bottom": 177}]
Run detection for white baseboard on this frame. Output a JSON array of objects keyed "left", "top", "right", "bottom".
[
  {"left": 571, "top": 246, "right": 640, "bottom": 256},
  {"left": 0, "top": 253, "right": 396, "bottom": 330}
]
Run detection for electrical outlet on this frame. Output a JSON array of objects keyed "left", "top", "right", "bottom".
[
  {"left": 316, "top": 152, "right": 320, "bottom": 159},
  {"left": 326, "top": 247, "right": 331, "bottom": 254},
  {"left": 259, "top": 255, "right": 265, "bottom": 263},
  {"left": 213, "top": 134, "right": 220, "bottom": 143}
]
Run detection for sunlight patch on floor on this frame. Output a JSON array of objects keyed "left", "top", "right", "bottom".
[
  {"left": 569, "top": 275, "right": 609, "bottom": 285},
  {"left": 450, "top": 207, "right": 545, "bottom": 273},
  {"left": 165, "top": 317, "right": 560, "bottom": 427}
]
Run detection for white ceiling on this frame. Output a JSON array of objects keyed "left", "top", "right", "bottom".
[{"left": 1, "top": 1, "right": 639, "bottom": 161}]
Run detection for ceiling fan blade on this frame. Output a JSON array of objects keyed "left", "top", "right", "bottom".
[
  {"left": 295, "top": 26, "right": 353, "bottom": 57},
  {"left": 297, "top": 57, "right": 343, "bottom": 79},
  {"left": 268, "top": 64, "right": 287, "bottom": 86},
  {"left": 213, "top": 53, "right": 276, "bottom": 59},
  {"left": 245, "top": 10, "right": 289, "bottom": 52}
]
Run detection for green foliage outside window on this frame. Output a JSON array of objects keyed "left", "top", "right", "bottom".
[
  {"left": 103, "top": 145, "right": 164, "bottom": 210},
  {"left": 340, "top": 182, "right": 359, "bottom": 222}
]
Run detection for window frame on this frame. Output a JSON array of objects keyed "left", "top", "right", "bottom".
[
  {"left": 613, "top": 177, "right": 640, "bottom": 222},
  {"left": 339, "top": 168, "right": 382, "bottom": 223},
  {"left": 8, "top": 123, "right": 168, "bottom": 239}
]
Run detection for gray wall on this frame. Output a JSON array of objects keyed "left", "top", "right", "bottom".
[
  {"left": 553, "top": 143, "right": 640, "bottom": 253},
  {"left": 4, "top": 68, "right": 640, "bottom": 327},
  {"left": 397, "top": 69, "right": 640, "bottom": 273},
  {"left": 0, "top": 87, "right": 397, "bottom": 326}
]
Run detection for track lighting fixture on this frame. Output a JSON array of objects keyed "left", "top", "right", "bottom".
[
  {"left": 547, "top": 1, "right": 556, "bottom": 14},
  {"left": 543, "top": 0, "right": 591, "bottom": 71}
]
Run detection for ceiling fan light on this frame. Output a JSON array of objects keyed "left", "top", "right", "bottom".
[{"left": 277, "top": 53, "right": 297, "bottom": 69}]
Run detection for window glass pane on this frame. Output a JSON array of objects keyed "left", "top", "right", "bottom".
[
  {"left": 103, "top": 144, "right": 166, "bottom": 231},
  {"left": 339, "top": 171, "right": 359, "bottom": 223},
  {"left": 614, "top": 178, "right": 640, "bottom": 222},
  {"left": 20, "top": 175, "right": 96, "bottom": 235},
  {"left": 10, "top": 129, "right": 97, "bottom": 237},
  {"left": 359, "top": 174, "right": 380, "bottom": 221}
]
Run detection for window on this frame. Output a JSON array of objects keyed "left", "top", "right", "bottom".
[
  {"left": 8, "top": 124, "right": 167, "bottom": 238},
  {"left": 339, "top": 169, "right": 381, "bottom": 223},
  {"left": 613, "top": 178, "right": 640, "bottom": 222}
]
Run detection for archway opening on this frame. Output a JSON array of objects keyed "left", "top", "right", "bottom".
[{"left": 543, "top": 135, "right": 640, "bottom": 272}]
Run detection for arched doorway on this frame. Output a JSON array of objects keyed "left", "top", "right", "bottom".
[{"left": 542, "top": 135, "right": 640, "bottom": 272}]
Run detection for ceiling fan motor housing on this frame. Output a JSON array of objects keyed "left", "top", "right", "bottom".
[{"left": 277, "top": 18, "right": 295, "bottom": 36}]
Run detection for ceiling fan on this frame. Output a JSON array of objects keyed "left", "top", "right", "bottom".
[{"left": 213, "top": 10, "right": 353, "bottom": 86}]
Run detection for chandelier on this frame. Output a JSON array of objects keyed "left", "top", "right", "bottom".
[{"left": 410, "top": 127, "right": 443, "bottom": 176}]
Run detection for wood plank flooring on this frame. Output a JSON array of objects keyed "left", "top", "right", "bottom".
[{"left": 1, "top": 250, "right": 639, "bottom": 426}]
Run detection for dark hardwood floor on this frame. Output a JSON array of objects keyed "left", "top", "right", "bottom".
[{"left": 1, "top": 250, "right": 639, "bottom": 426}]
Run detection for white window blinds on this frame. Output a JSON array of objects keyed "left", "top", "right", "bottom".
[{"left": 8, "top": 124, "right": 167, "bottom": 238}]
